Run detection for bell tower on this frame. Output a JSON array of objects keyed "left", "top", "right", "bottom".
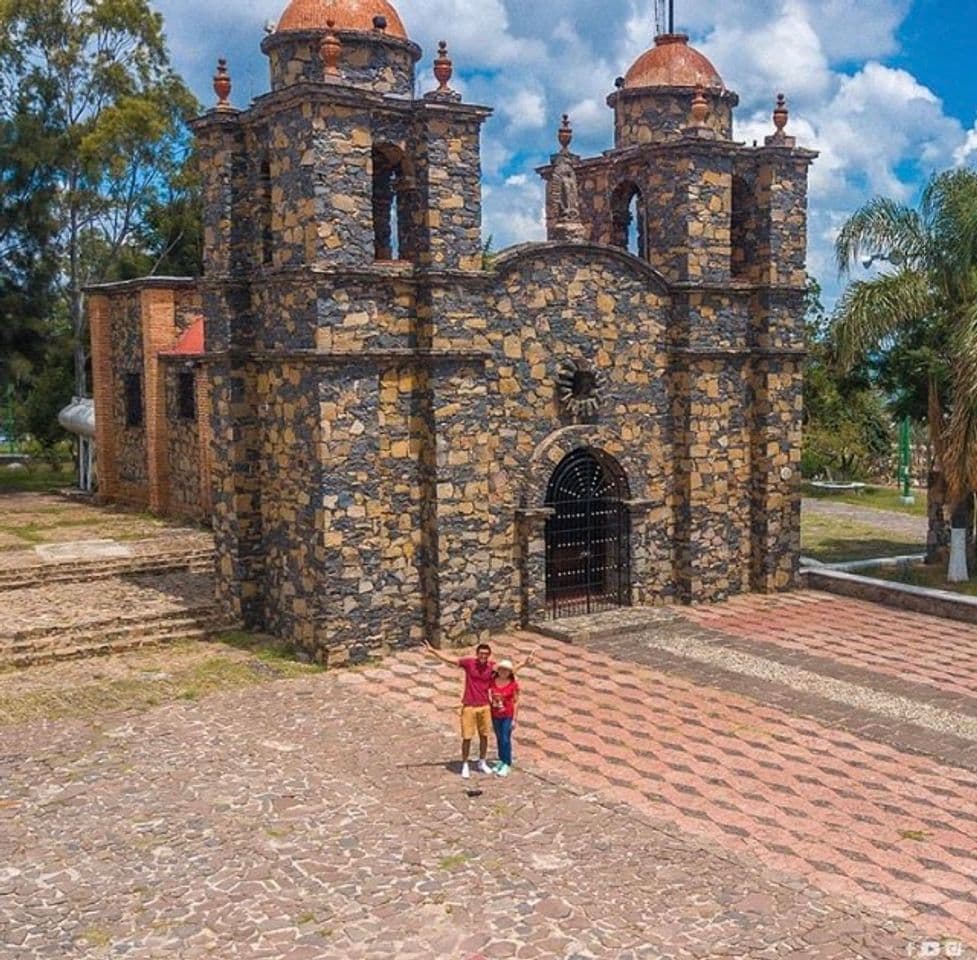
[
  {"left": 191, "top": 0, "right": 493, "bottom": 653},
  {"left": 538, "top": 26, "right": 816, "bottom": 601}
]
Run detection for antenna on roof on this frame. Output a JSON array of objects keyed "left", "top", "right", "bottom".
[
  {"left": 654, "top": 0, "right": 666, "bottom": 35},
  {"left": 670, "top": 0, "right": 675, "bottom": 32}
]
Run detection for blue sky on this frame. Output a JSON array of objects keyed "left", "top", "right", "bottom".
[{"left": 154, "top": 0, "right": 977, "bottom": 305}]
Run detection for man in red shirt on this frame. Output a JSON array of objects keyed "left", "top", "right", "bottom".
[{"left": 424, "top": 641, "right": 535, "bottom": 778}]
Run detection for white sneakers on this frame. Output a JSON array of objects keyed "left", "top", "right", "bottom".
[{"left": 460, "top": 759, "right": 494, "bottom": 777}]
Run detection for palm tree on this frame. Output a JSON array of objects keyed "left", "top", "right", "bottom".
[{"left": 833, "top": 169, "right": 977, "bottom": 582}]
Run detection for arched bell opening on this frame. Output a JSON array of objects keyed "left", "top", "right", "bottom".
[
  {"left": 544, "top": 447, "right": 632, "bottom": 618},
  {"left": 610, "top": 180, "right": 646, "bottom": 259},
  {"left": 372, "top": 143, "right": 415, "bottom": 262}
]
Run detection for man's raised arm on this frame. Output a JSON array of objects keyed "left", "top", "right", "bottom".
[{"left": 422, "top": 641, "right": 460, "bottom": 667}]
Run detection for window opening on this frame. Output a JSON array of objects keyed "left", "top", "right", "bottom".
[
  {"left": 124, "top": 373, "right": 143, "bottom": 427},
  {"left": 611, "top": 181, "right": 645, "bottom": 258},
  {"left": 373, "top": 144, "right": 412, "bottom": 262},
  {"left": 177, "top": 371, "right": 196, "bottom": 420}
]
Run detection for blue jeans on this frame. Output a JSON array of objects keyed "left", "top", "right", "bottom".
[{"left": 492, "top": 716, "right": 514, "bottom": 766}]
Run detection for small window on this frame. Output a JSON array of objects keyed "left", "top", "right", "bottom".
[
  {"left": 260, "top": 157, "right": 272, "bottom": 265},
  {"left": 124, "top": 373, "right": 143, "bottom": 427},
  {"left": 177, "top": 371, "right": 196, "bottom": 420}
]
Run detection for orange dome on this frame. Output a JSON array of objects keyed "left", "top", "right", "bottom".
[
  {"left": 276, "top": 0, "right": 408, "bottom": 38},
  {"left": 624, "top": 34, "right": 723, "bottom": 90}
]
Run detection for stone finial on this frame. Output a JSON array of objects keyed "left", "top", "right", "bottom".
[
  {"left": 690, "top": 84, "right": 709, "bottom": 126},
  {"left": 434, "top": 41, "right": 453, "bottom": 91},
  {"left": 321, "top": 20, "right": 342, "bottom": 79},
  {"left": 372, "top": 14, "right": 387, "bottom": 31},
  {"left": 765, "top": 92, "right": 796, "bottom": 147},
  {"left": 425, "top": 40, "right": 461, "bottom": 101},
  {"left": 558, "top": 114, "right": 573, "bottom": 153},
  {"left": 212, "top": 58, "right": 233, "bottom": 111},
  {"left": 773, "top": 92, "right": 788, "bottom": 131}
]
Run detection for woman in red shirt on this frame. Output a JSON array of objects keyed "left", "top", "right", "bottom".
[{"left": 488, "top": 659, "right": 519, "bottom": 777}]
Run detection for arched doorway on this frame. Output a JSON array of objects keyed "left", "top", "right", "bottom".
[{"left": 544, "top": 448, "right": 631, "bottom": 618}]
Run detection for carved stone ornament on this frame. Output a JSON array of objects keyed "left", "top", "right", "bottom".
[
  {"left": 212, "top": 58, "right": 233, "bottom": 110},
  {"left": 553, "top": 153, "right": 581, "bottom": 221},
  {"left": 549, "top": 115, "right": 586, "bottom": 242},
  {"left": 556, "top": 357, "right": 608, "bottom": 417}
]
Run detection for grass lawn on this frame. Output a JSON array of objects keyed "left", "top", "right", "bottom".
[
  {"left": 801, "top": 482, "right": 928, "bottom": 517},
  {"left": 801, "top": 513, "right": 924, "bottom": 564},
  {"left": 0, "top": 464, "right": 75, "bottom": 493},
  {"left": 867, "top": 561, "right": 977, "bottom": 597}
]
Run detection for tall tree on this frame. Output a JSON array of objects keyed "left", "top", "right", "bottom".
[
  {"left": 803, "top": 277, "right": 894, "bottom": 482},
  {"left": 0, "top": 0, "right": 199, "bottom": 396},
  {"left": 0, "top": 98, "right": 59, "bottom": 401},
  {"left": 833, "top": 168, "right": 977, "bottom": 581}
]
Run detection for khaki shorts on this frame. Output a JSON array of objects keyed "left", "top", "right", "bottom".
[{"left": 460, "top": 705, "right": 491, "bottom": 740}]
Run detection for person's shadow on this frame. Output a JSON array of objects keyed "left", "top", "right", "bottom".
[{"left": 395, "top": 759, "right": 492, "bottom": 795}]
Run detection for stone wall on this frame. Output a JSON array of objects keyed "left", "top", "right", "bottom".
[
  {"left": 610, "top": 88, "right": 735, "bottom": 146},
  {"left": 181, "top": 25, "right": 816, "bottom": 661},
  {"left": 110, "top": 291, "right": 148, "bottom": 494},
  {"left": 262, "top": 31, "right": 420, "bottom": 96},
  {"left": 163, "top": 365, "right": 204, "bottom": 519},
  {"left": 87, "top": 279, "right": 209, "bottom": 518}
]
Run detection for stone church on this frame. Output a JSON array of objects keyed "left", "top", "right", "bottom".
[{"left": 87, "top": 0, "right": 816, "bottom": 660}]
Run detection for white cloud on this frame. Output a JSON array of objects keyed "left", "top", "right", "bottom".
[
  {"left": 954, "top": 121, "right": 977, "bottom": 167},
  {"left": 501, "top": 88, "right": 547, "bottom": 131},
  {"left": 700, "top": 0, "right": 833, "bottom": 105}
]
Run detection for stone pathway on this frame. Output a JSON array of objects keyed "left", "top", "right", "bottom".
[
  {"left": 802, "top": 498, "right": 926, "bottom": 544},
  {"left": 1, "top": 672, "right": 919, "bottom": 959},
  {"left": 3, "top": 585, "right": 976, "bottom": 957},
  {"left": 1, "top": 571, "right": 215, "bottom": 634},
  {"left": 0, "top": 491, "right": 212, "bottom": 570}
]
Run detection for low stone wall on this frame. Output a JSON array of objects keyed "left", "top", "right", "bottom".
[{"left": 801, "top": 567, "right": 977, "bottom": 625}]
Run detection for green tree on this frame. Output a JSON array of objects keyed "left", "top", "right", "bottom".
[
  {"left": 803, "top": 277, "right": 893, "bottom": 481},
  {"left": 0, "top": 0, "right": 200, "bottom": 397},
  {"left": 833, "top": 168, "right": 977, "bottom": 580},
  {"left": 0, "top": 99, "right": 59, "bottom": 406}
]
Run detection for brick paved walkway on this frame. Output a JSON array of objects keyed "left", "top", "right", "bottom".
[
  {"left": 341, "top": 594, "right": 977, "bottom": 949},
  {"left": 684, "top": 591, "right": 977, "bottom": 704}
]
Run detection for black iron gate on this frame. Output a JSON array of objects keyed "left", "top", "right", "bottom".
[{"left": 544, "top": 448, "right": 631, "bottom": 618}]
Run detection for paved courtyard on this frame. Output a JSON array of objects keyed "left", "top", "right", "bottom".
[{"left": 1, "top": 589, "right": 975, "bottom": 957}]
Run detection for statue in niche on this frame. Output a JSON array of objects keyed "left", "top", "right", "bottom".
[
  {"left": 554, "top": 153, "right": 580, "bottom": 222},
  {"left": 549, "top": 114, "right": 586, "bottom": 242}
]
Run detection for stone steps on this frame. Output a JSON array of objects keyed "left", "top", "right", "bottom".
[
  {"left": 0, "top": 606, "right": 231, "bottom": 667},
  {"left": 0, "top": 549, "right": 214, "bottom": 592}
]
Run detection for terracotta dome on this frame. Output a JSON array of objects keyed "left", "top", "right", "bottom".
[
  {"left": 623, "top": 34, "right": 723, "bottom": 90},
  {"left": 276, "top": 0, "right": 408, "bottom": 38}
]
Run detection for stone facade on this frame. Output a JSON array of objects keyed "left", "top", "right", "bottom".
[{"left": 90, "top": 8, "right": 815, "bottom": 660}]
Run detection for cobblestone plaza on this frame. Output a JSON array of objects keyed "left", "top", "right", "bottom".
[{"left": 2, "top": 577, "right": 975, "bottom": 957}]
